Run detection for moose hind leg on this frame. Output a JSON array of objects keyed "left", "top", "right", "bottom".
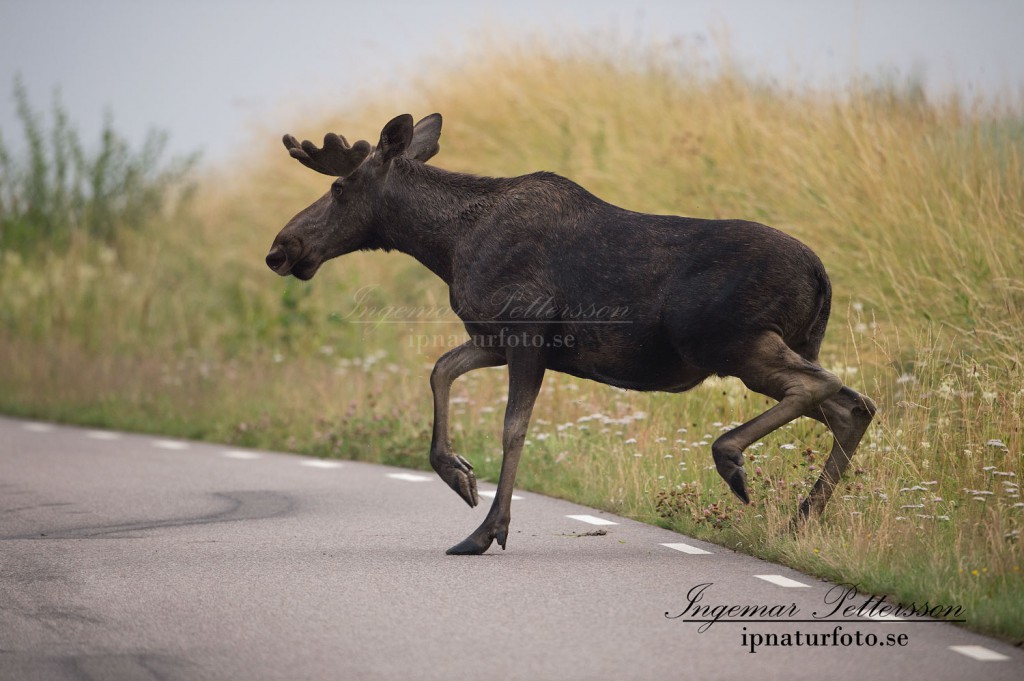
[
  {"left": 710, "top": 333, "right": 843, "bottom": 504},
  {"left": 797, "top": 386, "right": 877, "bottom": 520}
]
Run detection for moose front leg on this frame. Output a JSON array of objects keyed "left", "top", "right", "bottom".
[
  {"left": 429, "top": 341, "right": 506, "bottom": 507},
  {"left": 447, "top": 347, "right": 546, "bottom": 555}
]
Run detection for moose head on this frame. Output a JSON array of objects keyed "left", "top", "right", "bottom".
[{"left": 265, "top": 113, "right": 443, "bottom": 280}]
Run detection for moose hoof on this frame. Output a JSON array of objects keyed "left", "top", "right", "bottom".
[
  {"left": 446, "top": 519, "right": 509, "bottom": 555},
  {"left": 795, "top": 495, "right": 822, "bottom": 521},
  {"left": 433, "top": 453, "right": 479, "bottom": 508},
  {"left": 789, "top": 496, "right": 824, "bottom": 532},
  {"left": 446, "top": 534, "right": 494, "bottom": 556},
  {"left": 726, "top": 468, "right": 750, "bottom": 504},
  {"left": 798, "top": 496, "right": 812, "bottom": 518}
]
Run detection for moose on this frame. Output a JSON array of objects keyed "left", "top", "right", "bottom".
[{"left": 266, "top": 113, "right": 876, "bottom": 555}]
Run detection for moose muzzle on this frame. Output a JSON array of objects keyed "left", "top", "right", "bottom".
[{"left": 265, "top": 244, "right": 288, "bottom": 273}]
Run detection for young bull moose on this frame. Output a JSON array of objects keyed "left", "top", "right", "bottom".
[{"left": 266, "top": 113, "right": 876, "bottom": 555}]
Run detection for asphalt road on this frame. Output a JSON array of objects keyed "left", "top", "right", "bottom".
[{"left": 1, "top": 415, "right": 1021, "bottom": 680}]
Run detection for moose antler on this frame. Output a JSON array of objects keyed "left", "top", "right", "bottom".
[{"left": 282, "top": 132, "right": 372, "bottom": 177}]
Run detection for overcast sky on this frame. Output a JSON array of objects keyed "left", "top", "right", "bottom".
[{"left": 1, "top": 0, "right": 1022, "bottom": 165}]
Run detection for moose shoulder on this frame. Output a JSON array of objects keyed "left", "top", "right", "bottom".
[{"left": 266, "top": 113, "right": 876, "bottom": 555}]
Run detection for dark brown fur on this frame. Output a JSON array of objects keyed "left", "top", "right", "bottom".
[{"left": 267, "top": 114, "right": 876, "bottom": 554}]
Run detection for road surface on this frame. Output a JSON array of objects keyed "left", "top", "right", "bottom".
[{"left": 1, "top": 416, "right": 1020, "bottom": 680}]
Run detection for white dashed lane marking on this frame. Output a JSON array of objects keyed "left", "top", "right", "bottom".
[
  {"left": 387, "top": 473, "right": 432, "bottom": 482},
  {"left": 152, "top": 440, "right": 190, "bottom": 450},
  {"left": 300, "top": 460, "right": 343, "bottom": 469},
  {"left": 222, "top": 450, "right": 262, "bottom": 460},
  {"left": 85, "top": 430, "right": 121, "bottom": 440},
  {"left": 949, "top": 645, "right": 1010, "bottom": 661},
  {"left": 754, "top": 575, "right": 810, "bottom": 588},
  {"left": 22, "top": 422, "right": 55, "bottom": 433},
  {"left": 864, "top": 613, "right": 904, "bottom": 622},
  {"left": 478, "top": 490, "right": 524, "bottom": 500},
  {"left": 660, "top": 542, "right": 712, "bottom": 555},
  {"left": 566, "top": 514, "right": 618, "bottom": 526}
]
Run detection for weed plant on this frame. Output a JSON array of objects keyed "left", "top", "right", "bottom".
[{"left": 0, "top": 78, "right": 196, "bottom": 254}]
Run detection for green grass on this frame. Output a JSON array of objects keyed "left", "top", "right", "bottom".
[
  {"left": 0, "top": 78, "right": 196, "bottom": 255},
  {"left": 1, "top": 38, "right": 1021, "bottom": 642}
]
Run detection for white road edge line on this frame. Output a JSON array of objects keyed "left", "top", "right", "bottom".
[
  {"left": 478, "top": 490, "right": 523, "bottom": 500},
  {"left": 754, "top": 574, "right": 810, "bottom": 588},
  {"left": 22, "top": 423, "right": 55, "bottom": 433},
  {"left": 300, "top": 460, "right": 343, "bottom": 469},
  {"left": 387, "top": 473, "right": 432, "bottom": 482},
  {"left": 660, "top": 542, "right": 712, "bottom": 555},
  {"left": 152, "top": 440, "right": 190, "bottom": 450},
  {"left": 566, "top": 514, "right": 618, "bottom": 526},
  {"left": 222, "top": 451, "right": 262, "bottom": 460},
  {"left": 949, "top": 645, "right": 1010, "bottom": 661}
]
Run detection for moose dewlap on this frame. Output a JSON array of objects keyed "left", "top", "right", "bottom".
[{"left": 266, "top": 113, "right": 876, "bottom": 555}]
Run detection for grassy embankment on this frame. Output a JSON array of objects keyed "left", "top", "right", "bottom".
[{"left": 1, "top": 43, "right": 1021, "bottom": 641}]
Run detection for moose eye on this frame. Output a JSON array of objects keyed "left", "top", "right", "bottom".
[{"left": 331, "top": 182, "right": 344, "bottom": 200}]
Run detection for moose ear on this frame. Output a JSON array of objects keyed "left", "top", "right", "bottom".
[
  {"left": 377, "top": 114, "right": 415, "bottom": 162},
  {"left": 406, "top": 113, "right": 442, "bottom": 162}
]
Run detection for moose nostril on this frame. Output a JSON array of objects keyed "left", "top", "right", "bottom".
[{"left": 266, "top": 246, "right": 287, "bottom": 271}]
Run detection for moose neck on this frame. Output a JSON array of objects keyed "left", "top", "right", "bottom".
[{"left": 371, "top": 161, "right": 511, "bottom": 284}]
